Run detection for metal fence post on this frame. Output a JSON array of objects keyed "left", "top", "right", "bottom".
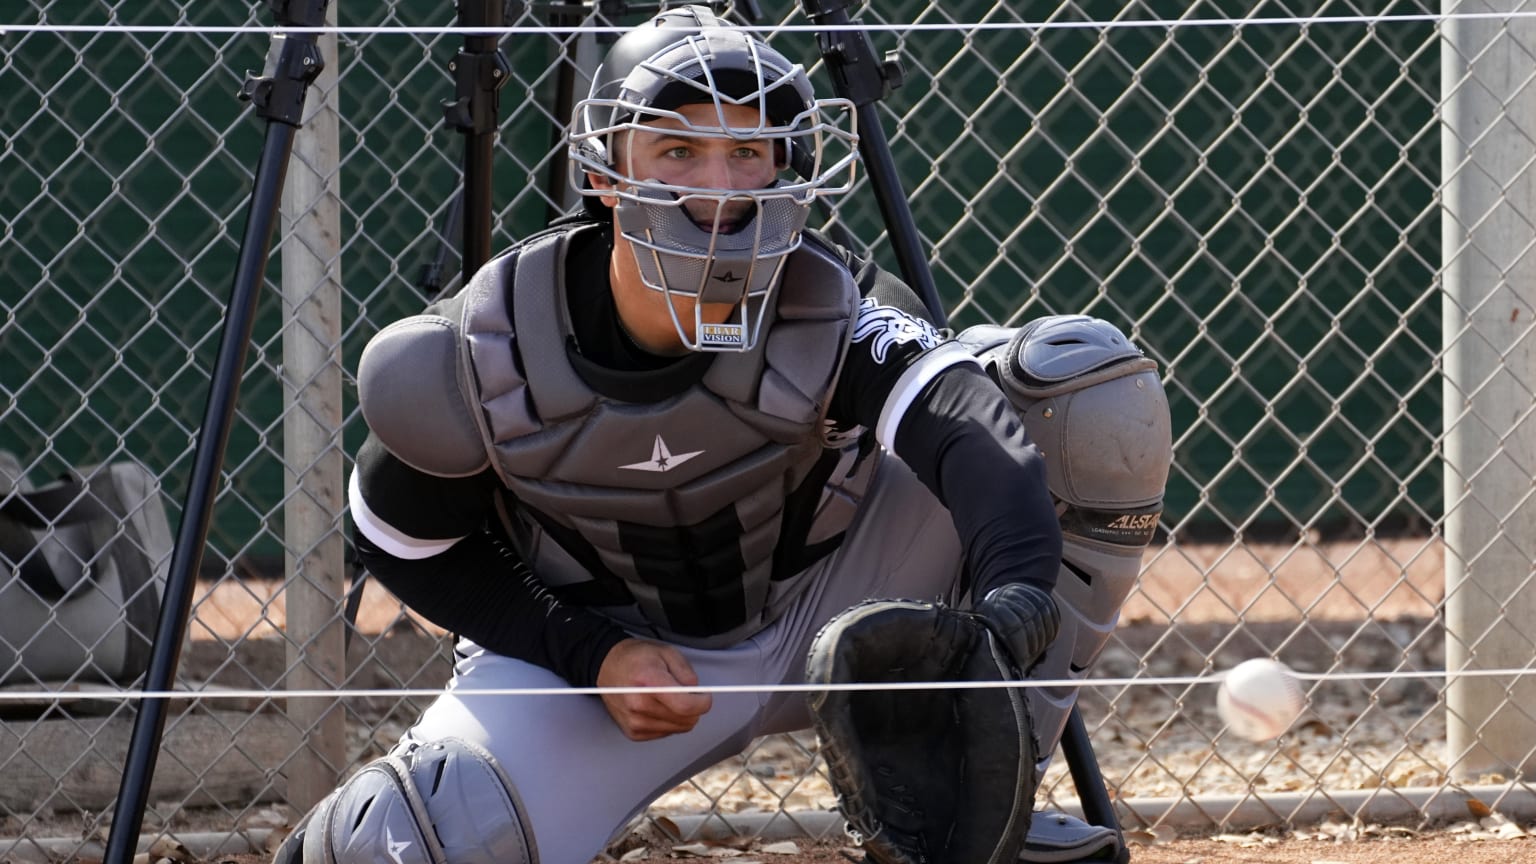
[
  {"left": 281, "top": 1, "right": 347, "bottom": 811},
  {"left": 1442, "top": 0, "right": 1536, "bottom": 780}
]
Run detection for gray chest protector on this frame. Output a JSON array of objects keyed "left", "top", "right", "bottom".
[{"left": 360, "top": 224, "right": 865, "bottom": 647}]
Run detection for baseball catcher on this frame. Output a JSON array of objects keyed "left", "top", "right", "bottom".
[{"left": 274, "top": 3, "right": 1167, "bottom": 860}]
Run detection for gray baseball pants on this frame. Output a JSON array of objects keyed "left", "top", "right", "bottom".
[{"left": 396, "top": 452, "right": 963, "bottom": 864}]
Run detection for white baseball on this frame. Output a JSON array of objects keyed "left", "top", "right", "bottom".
[{"left": 1217, "top": 658, "right": 1307, "bottom": 741}]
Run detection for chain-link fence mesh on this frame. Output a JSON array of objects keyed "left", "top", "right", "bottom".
[{"left": 4, "top": 0, "right": 1536, "bottom": 859}]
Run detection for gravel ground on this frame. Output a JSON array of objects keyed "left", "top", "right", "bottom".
[{"left": 196, "top": 826, "right": 1534, "bottom": 864}]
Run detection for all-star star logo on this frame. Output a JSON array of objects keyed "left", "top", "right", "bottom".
[
  {"left": 620, "top": 435, "right": 704, "bottom": 472},
  {"left": 385, "top": 825, "right": 411, "bottom": 864},
  {"left": 712, "top": 270, "right": 743, "bottom": 283}
]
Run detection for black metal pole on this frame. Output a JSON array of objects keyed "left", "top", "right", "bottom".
[
  {"left": 368, "top": 0, "right": 509, "bottom": 649},
  {"left": 101, "top": 4, "right": 327, "bottom": 862},
  {"left": 416, "top": 189, "right": 465, "bottom": 299},
  {"left": 797, "top": 0, "right": 945, "bottom": 326},
  {"left": 444, "top": 0, "right": 510, "bottom": 278},
  {"left": 545, "top": 4, "right": 584, "bottom": 224}
]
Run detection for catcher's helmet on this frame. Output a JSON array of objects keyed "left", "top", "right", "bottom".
[{"left": 567, "top": 4, "right": 858, "bottom": 352}]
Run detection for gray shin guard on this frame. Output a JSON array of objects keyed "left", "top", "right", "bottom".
[
  {"left": 281, "top": 738, "right": 538, "bottom": 864},
  {"left": 1027, "top": 536, "right": 1147, "bottom": 777},
  {"left": 960, "top": 317, "right": 1171, "bottom": 861},
  {"left": 1015, "top": 541, "right": 1144, "bottom": 861}
]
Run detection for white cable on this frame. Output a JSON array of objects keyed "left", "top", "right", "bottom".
[
  {"left": 4, "top": 12, "right": 1536, "bottom": 37},
  {"left": 0, "top": 666, "right": 1530, "bottom": 703}
]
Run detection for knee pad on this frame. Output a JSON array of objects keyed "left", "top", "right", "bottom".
[
  {"left": 277, "top": 738, "right": 537, "bottom": 864},
  {"left": 961, "top": 316, "right": 1169, "bottom": 518},
  {"left": 960, "top": 316, "right": 1172, "bottom": 762}
]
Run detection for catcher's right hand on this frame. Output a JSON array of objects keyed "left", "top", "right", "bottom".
[
  {"left": 596, "top": 638, "right": 712, "bottom": 741},
  {"left": 806, "top": 599, "right": 1039, "bottom": 864}
]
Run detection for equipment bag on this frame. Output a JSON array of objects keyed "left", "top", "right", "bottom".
[{"left": 0, "top": 452, "right": 172, "bottom": 685}]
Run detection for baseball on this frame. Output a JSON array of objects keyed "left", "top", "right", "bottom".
[{"left": 1216, "top": 658, "right": 1307, "bottom": 741}]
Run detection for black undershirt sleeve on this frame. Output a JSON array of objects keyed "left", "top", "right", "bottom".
[
  {"left": 807, "top": 230, "right": 1060, "bottom": 596},
  {"left": 892, "top": 363, "right": 1062, "bottom": 598},
  {"left": 353, "top": 435, "right": 496, "bottom": 539},
  {"left": 352, "top": 434, "right": 629, "bottom": 687},
  {"left": 355, "top": 530, "right": 629, "bottom": 688}
]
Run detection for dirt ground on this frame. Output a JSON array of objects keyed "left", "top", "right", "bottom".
[
  {"left": 202, "top": 832, "right": 1535, "bottom": 864},
  {"left": 1117, "top": 836, "right": 1532, "bottom": 863},
  {"left": 588, "top": 823, "right": 1536, "bottom": 864}
]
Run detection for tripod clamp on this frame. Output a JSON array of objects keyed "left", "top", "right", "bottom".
[
  {"left": 803, "top": 0, "right": 904, "bottom": 108},
  {"left": 443, "top": 32, "right": 512, "bottom": 134},
  {"left": 797, "top": 0, "right": 942, "bottom": 325},
  {"left": 237, "top": 0, "right": 330, "bottom": 127}
]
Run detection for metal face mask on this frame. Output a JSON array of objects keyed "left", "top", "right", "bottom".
[{"left": 568, "top": 11, "right": 858, "bottom": 352}]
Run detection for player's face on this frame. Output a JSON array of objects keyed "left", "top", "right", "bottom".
[{"left": 610, "top": 101, "right": 782, "bottom": 233}]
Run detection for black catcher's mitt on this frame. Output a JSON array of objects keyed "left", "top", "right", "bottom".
[{"left": 806, "top": 595, "right": 1048, "bottom": 864}]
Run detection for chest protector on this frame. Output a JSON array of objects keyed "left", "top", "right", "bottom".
[{"left": 455, "top": 224, "right": 862, "bottom": 646}]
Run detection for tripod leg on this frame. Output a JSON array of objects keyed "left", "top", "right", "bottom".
[
  {"left": 102, "top": 4, "right": 330, "bottom": 862},
  {"left": 442, "top": 0, "right": 510, "bottom": 279},
  {"left": 1062, "top": 705, "right": 1130, "bottom": 863}
]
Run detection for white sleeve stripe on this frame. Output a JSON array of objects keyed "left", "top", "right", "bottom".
[
  {"left": 348, "top": 469, "right": 464, "bottom": 561},
  {"left": 875, "top": 343, "right": 984, "bottom": 452}
]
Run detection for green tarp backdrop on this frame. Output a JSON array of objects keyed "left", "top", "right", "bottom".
[{"left": 0, "top": 1, "right": 1440, "bottom": 574}]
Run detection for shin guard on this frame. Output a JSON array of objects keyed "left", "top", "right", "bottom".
[{"left": 959, "top": 317, "right": 1172, "bottom": 770}]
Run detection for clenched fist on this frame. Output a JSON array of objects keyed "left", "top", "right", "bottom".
[{"left": 596, "top": 638, "right": 713, "bottom": 741}]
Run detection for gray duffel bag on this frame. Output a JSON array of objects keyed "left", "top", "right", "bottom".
[{"left": 0, "top": 452, "right": 172, "bottom": 685}]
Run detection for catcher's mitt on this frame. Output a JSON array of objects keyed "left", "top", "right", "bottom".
[{"left": 805, "top": 598, "right": 1039, "bottom": 864}]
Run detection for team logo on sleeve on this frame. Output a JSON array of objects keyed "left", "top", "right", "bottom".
[
  {"left": 823, "top": 418, "right": 865, "bottom": 447},
  {"left": 851, "top": 298, "right": 942, "bottom": 364}
]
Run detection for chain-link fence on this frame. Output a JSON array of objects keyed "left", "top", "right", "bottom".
[{"left": 4, "top": 0, "right": 1536, "bottom": 859}]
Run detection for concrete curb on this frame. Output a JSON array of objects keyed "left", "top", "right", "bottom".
[
  {"left": 661, "top": 785, "right": 1536, "bottom": 839},
  {"left": 1105, "top": 784, "right": 1536, "bottom": 830},
  {"left": 3, "top": 786, "right": 1532, "bottom": 861}
]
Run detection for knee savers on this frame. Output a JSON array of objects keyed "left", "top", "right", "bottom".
[
  {"left": 959, "top": 316, "right": 1172, "bottom": 761},
  {"left": 277, "top": 738, "right": 538, "bottom": 864}
]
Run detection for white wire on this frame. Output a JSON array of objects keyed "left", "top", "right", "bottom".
[
  {"left": 3, "top": 11, "right": 1536, "bottom": 37},
  {"left": 1, "top": 666, "right": 1531, "bottom": 703}
]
